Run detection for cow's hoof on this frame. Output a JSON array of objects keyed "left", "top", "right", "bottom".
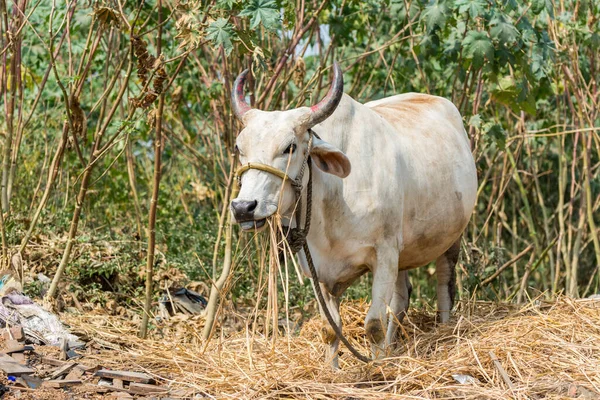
[
  {"left": 320, "top": 324, "right": 337, "bottom": 344},
  {"left": 329, "top": 356, "right": 340, "bottom": 370},
  {"left": 370, "top": 343, "right": 386, "bottom": 361},
  {"left": 365, "top": 319, "right": 385, "bottom": 345}
]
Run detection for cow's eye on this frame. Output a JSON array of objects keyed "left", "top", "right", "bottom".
[{"left": 283, "top": 143, "right": 296, "bottom": 154}]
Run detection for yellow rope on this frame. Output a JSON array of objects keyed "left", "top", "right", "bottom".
[{"left": 235, "top": 162, "right": 292, "bottom": 183}]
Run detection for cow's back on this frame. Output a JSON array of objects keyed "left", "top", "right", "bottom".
[{"left": 366, "top": 93, "right": 477, "bottom": 268}]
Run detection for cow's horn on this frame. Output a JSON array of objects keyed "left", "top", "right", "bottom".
[
  {"left": 232, "top": 69, "right": 252, "bottom": 120},
  {"left": 309, "top": 62, "right": 343, "bottom": 127}
]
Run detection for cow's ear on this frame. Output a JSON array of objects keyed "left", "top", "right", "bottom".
[{"left": 310, "top": 137, "right": 351, "bottom": 178}]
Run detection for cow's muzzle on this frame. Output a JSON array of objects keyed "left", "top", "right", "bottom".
[{"left": 231, "top": 199, "right": 267, "bottom": 230}]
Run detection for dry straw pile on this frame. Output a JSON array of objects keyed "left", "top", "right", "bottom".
[{"left": 63, "top": 296, "right": 600, "bottom": 399}]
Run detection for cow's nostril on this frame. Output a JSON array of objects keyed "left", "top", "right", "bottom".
[{"left": 232, "top": 199, "right": 258, "bottom": 220}]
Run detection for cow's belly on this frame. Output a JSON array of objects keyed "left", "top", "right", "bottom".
[
  {"left": 299, "top": 240, "right": 373, "bottom": 296},
  {"left": 397, "top": 164, "right": 476, "bottom": 269},
  {"left": 398, "top": 223, "right": 465, "bottom": 269}
]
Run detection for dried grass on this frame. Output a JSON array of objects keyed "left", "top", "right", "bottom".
[{"left": 61, "top": 296, "right": 600, "bottom": 399}]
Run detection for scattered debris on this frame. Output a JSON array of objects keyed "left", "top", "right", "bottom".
[
  {"left": 489, "top": 351, "right": 515, "bottom": 390},
  {"left": 158, "top": 287, "right": 207, "bottom": 319},
  {"left": 64, "top": 364, "right": 85, "bottom": 380},
  {"left": 0, "top": 353, "right": 34, "bottom": 376},
  {"left": 48, "top": 362, "right": 77, "bottom": 380},
  {"left": 3, "top": 325, "right": 25, "bottom": 341},
  {"left": 128, "top": 382, "right": 168, "bottom": 395},
  {"left": 452, "top": 374, "right": 480, "bottom": 385},
  {"left": 5, "top": 340, "right": 34, "bottom": 354},
  {"left": 568, "top": 383, "right": 598, "bottom": 399},
  {"left": 95, "top": 369, "right": 154, "bottom": 384},
  {"left": 43, "top": 379, "right": 82, "bottom": 388},
  {"left": 0, "top": 289, "right": 83, "bottom": 347},
  {"left": 20, "top": 374, "right": 42, "bottom": 389},
  {"left": 0, "top": 320, "right": 170, "bottom": 398}
]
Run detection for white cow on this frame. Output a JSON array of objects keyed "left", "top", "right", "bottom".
[{"left": 230, "top": 63, "right": 477, "bottom": 367}]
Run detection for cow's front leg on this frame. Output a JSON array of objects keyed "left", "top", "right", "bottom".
[
  {"left": 385, "top": 270, "right": 412, "bottom": 346},
  {"left": 365, "top": 245, "right": 399, "bottom": 359},
  {"left": 314, "top": 281, "right": 342, "bottom": 369}
]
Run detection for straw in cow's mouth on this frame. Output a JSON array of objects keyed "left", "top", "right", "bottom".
[{"left": 239, "top": 218, "right": 266, "bottom": 231}]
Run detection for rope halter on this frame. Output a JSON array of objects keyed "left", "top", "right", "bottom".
[{"left": 234, "top": 131, "right": 315, "bottom": 253}]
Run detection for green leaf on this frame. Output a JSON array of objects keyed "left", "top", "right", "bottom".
[
  {"left": 454, "top": 0, "right": 487, "bottom": 19},
  {"left": 490, "top": 14, "right": 519, "bottom": 44},
  {"left": 577, "top": 0, "right": 590, "bottom": 21},
  {"left": 468, "top": 114, "right": 482, "bottom": 129},
  {"left": 206, "top": 18, "right": 235, "bottom": 56},
  {"left": 462, "top": 31, "right": 494, "bottom": 69},
  {"left": 422, "top": 0, "right": 448, "bottom": 32},
  {"left": 235, "top": 28, "right": 255, "bottom": 56},
  {"left": 239, "top": 0, "right": 280, "bottom": 31},
  {"left": 392, "top": 0, "right": 420, "bottom": 21},
  {"left": 501, "top": 0, "right": 518, "bottom": 12},
  {"left": 589, "top": 32, "right": 600, "bottom": 50},
  {"left": 531, "top": 0, "right": 546, "bottom": 15},
  {"left": 516, "top": 78, "right": 536, "bottom": 114},
  {"left": 217, "top": 0, "right": 237, "bottom": 9},
  {"left": 485, "top": 123, "right": 506, "bottom": 150},
  {"left": 492, "top": 75, "right": 536, "bottom": 115},
  {"left": 495, "top": 44, "right": 515, "bottom": 69},
  {"left": 419, "top": 32, "right": 440, "bottom": 57},
  {"left": 516, "top": 17, "right": 537, "bottom": 43}
]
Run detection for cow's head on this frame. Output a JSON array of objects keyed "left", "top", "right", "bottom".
[{"left": 230, "top": 62, "right": 351, "bottom": 231}]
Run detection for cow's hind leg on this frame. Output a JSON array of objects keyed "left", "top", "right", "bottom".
[
  {"left": 315, "top": 282, "right": 342, "bottom": 369},
  {"left": 436, "top": 239, "right": 460, "bottom": 323},
  {"left": 385, "top": 270, "right": 412, "bottom": 347}
]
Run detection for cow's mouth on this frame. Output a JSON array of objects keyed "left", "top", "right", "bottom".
[{"left": 239, "top": 218, "right": 267, "bottom": 231}]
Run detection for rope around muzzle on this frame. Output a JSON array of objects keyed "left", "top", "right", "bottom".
[{"left": 235, "top": 131, "right": 371, "bottom": 364}]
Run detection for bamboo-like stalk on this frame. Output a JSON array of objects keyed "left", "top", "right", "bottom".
[
  {"left": 202, "top": 158, "right": 237, "bottom": 341},
  {"left": 555, "top": 104, "right": 568, "bottom": 294},
  {"left": 140, "top": 1, "right": 165, "bottom": 339},
  {"left": 581, "top": 132, "right": 600, "bottom": 296},
  {"left": 125, "top": 137, "right": 143, "bottom": 241},
  {"left": 139, "top": 95, "right": 165, "bottom": 337},
  {"left": 0, "top": 202, "right": 7, "bottom": 268},
  {"left": 138, "top": 0, "right": 170, "bottom": 338},
  {"left": 1, "top": 0, "right": 26, "bottom": 213}
]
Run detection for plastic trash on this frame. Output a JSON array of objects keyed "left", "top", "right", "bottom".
[
  {"left": 0, "top": 289, "right": 83, "bottom": 347},
  {"left": 452, "top": 374, "right": 480, "bottom": 384}
]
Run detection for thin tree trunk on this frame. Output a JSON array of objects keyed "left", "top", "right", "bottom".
[
  {"left": 125, "top": 138, "right": 143, "bottom": 241},
  {"left": 555, "top": 128, "right": 568, "bottom": 293},
  {"left": 140, "top": 0, "right": 164, "bottom": 339},
  {"left": 202, "top": 204, "right": 234, "bottom": 340},
  {"left": 568, "top": 200, "right": 586, "bottom": 297},
  {"left": 202, "top": 156, "right": 237, "bottom": 340},
  {"left": 581, "top": 132, "right": 600, "bottom": 296},
  {"left": 1, "top": 0, "right": 18, "bottom": 213},
  {"left": 0, "top": 201, "right": 7, "bottom": 268}
]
